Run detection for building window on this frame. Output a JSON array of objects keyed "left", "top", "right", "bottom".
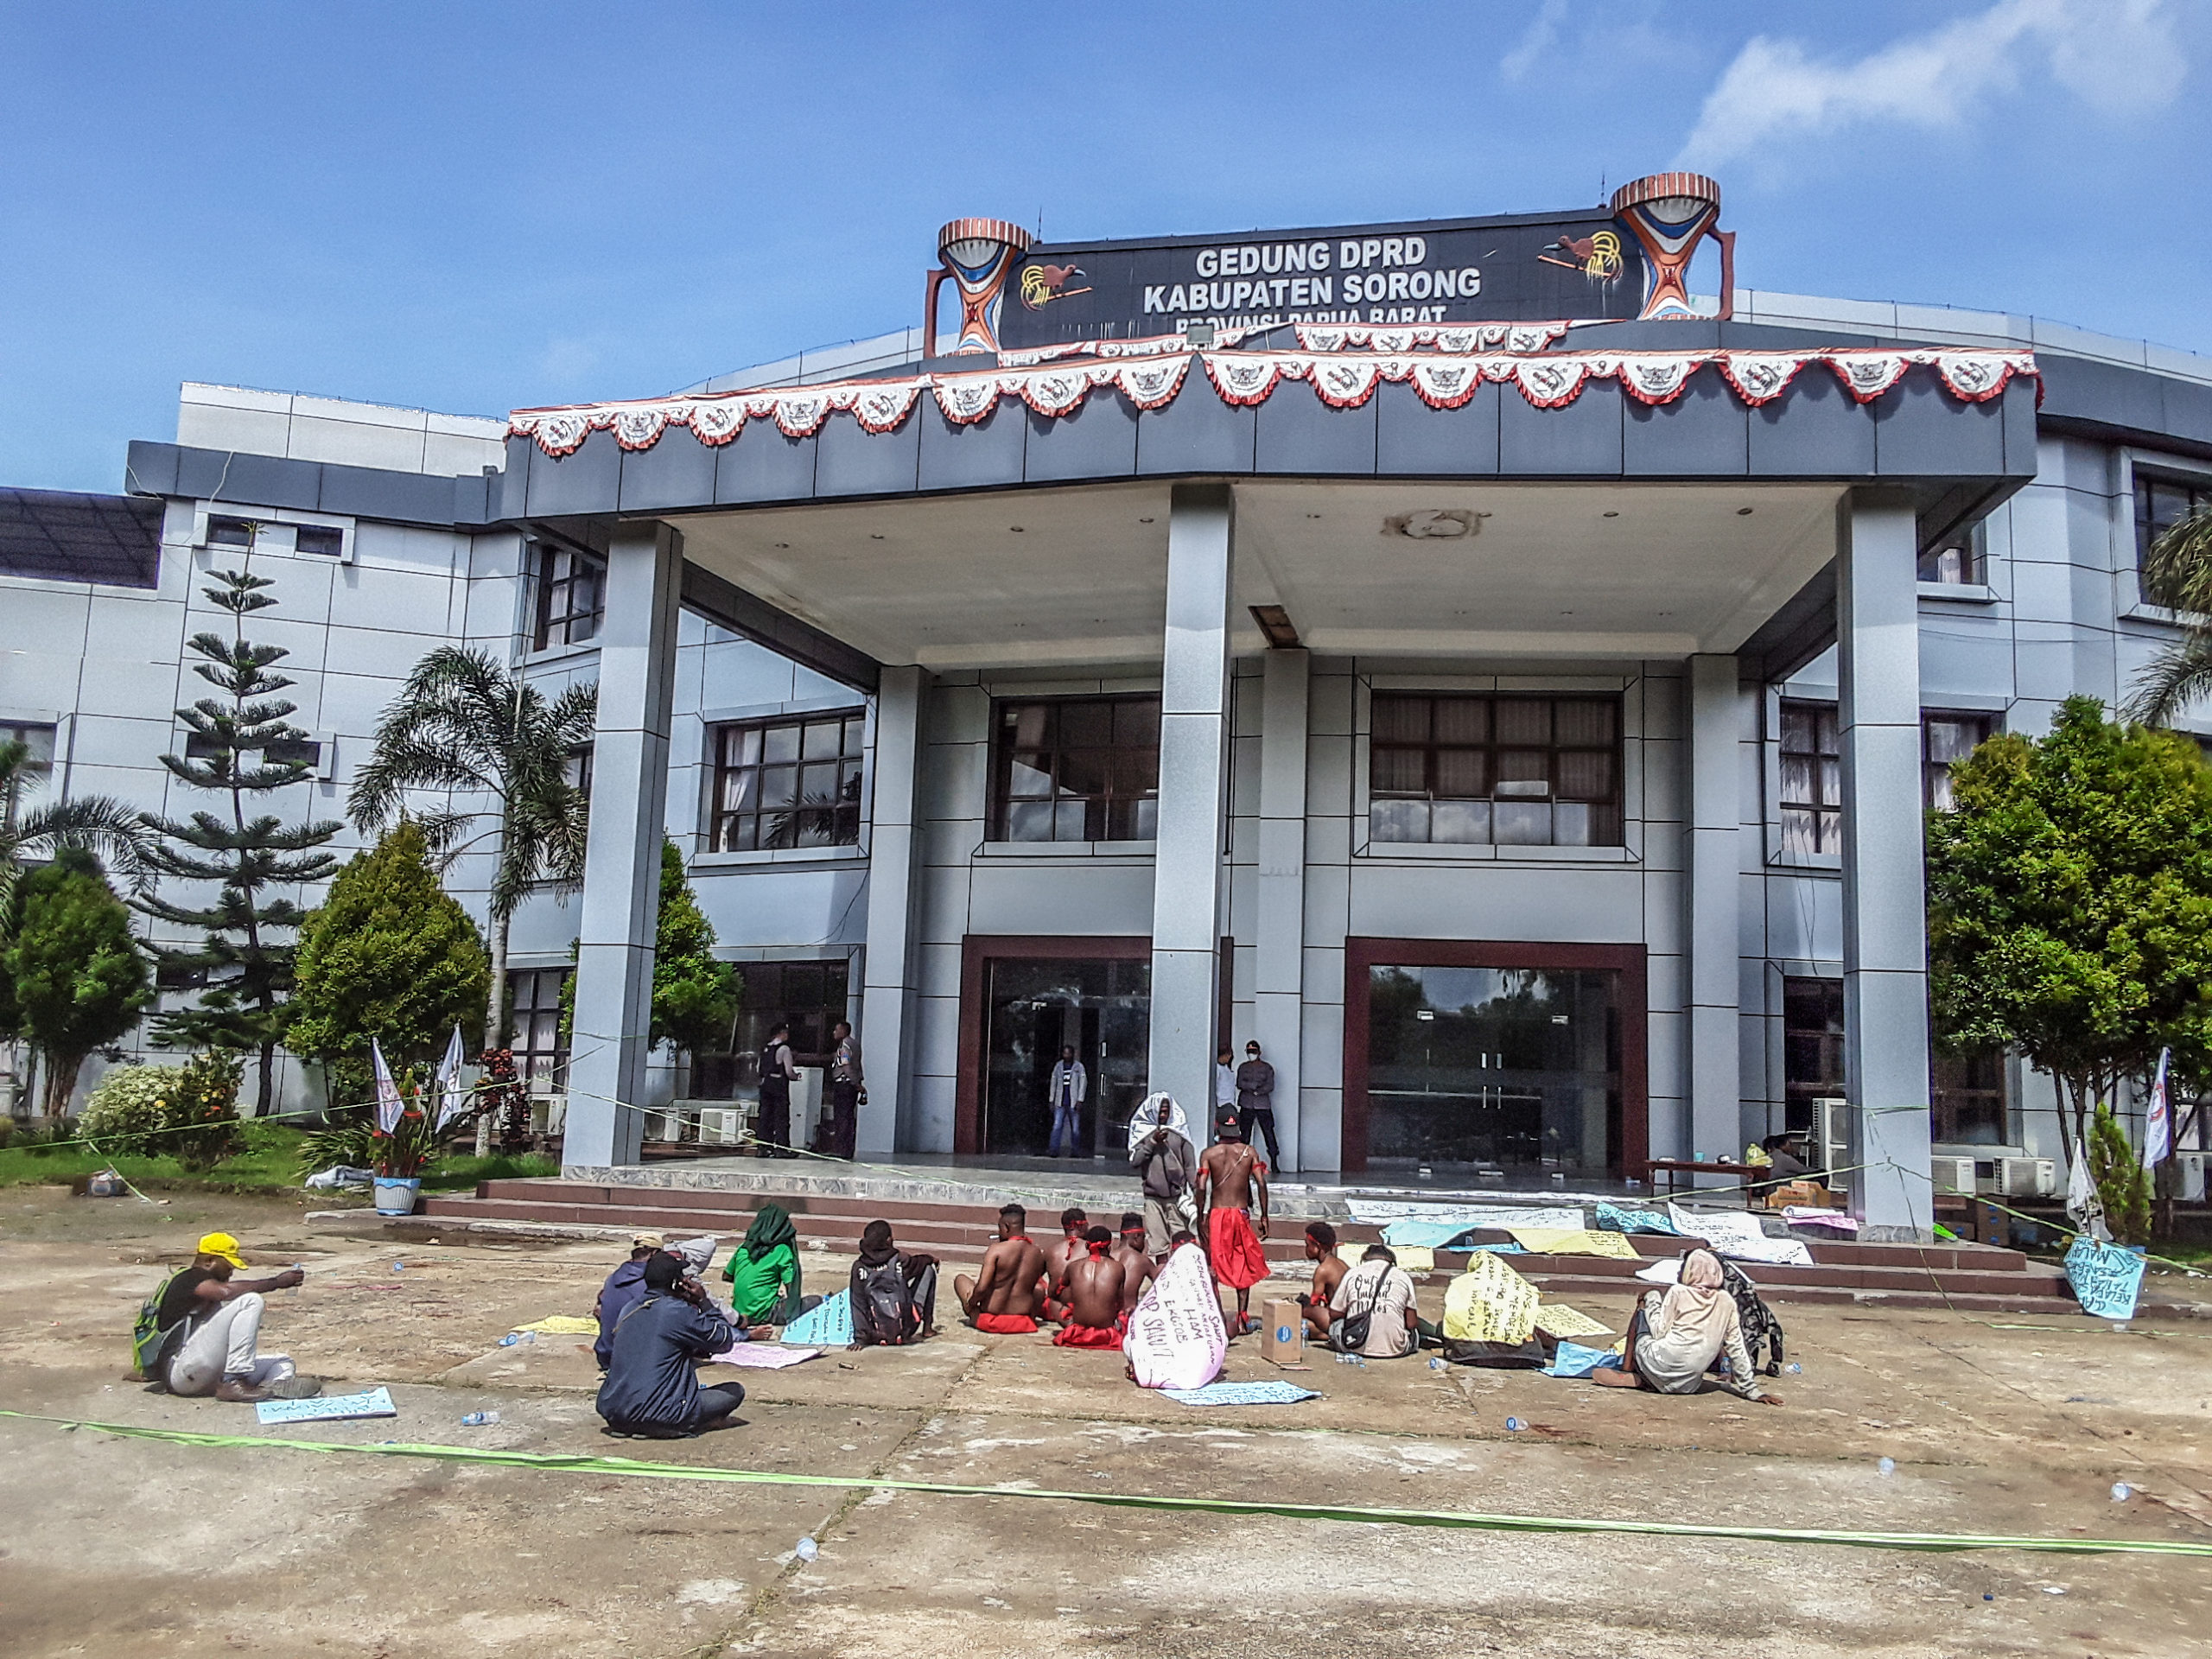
[
  {"left": 990, "top": 696, "right": 1160, "bottom": 842},
  {"left": 533, "top": 543, "right": 605, "bottom": 650},
  {"left": 1369, "top": 693, "right": 1622, "bottom": 848},
  {"left": 1782, "top": 976, "right": 1844, "bottom": 1134},
  {"left": 294, "top": 524, "right": 344, "bottom": 558},
  {"left": 1923, "top": 711, "right": 1995, "bottom": 812},
  {"left": 207, "top": 516, "right": 257, "bottom": 549},
  {"left": 1933, "top": 1048, "right": 2008, "bottom": 1145},
  {"left": 1917, "top": 521, "right": 1986, "bottom": 585},
  {"left": 689, "top": 960, "right": 849, "bottom": 1100},
  {"left": 2137, "top": 471, "right": 2212, "bottom": 601},
  {"left": 506, "top": 968, "right": 570, "bottom": 1093},
  {"left": 565, "top": 745, "right": 593, "bottom": 803},
  {"left": 1778, "top": 699, "right": 1842, "bottom": 855},
  {"left": 709, "top": 712, "right": 864, "bottom": 851}
]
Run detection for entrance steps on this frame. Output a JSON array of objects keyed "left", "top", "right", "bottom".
[{"left": 414, "top": 1175, "right": 2086, "bottom": 1313}]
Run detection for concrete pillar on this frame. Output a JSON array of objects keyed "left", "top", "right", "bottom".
[
  {"left": 1147, "top": 484, "right": 1235, "bottom": 1135},
  {"left": 858, "top": 664, "right": 925, "bottom": 1157},
  {"left": 1839, "top": 491, "right": 1935, "bottom": 1239},
  {"left": 1686, "top": 653, "right": 1742, "bottom": 1180},
  {"left": 1251, "top": 647, "right": 1308, "bottom": 1170},
  {"left": 565, "top": 523, "right": 683, "bottom": 1172}
]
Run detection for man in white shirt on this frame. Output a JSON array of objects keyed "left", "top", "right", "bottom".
[
  {"left": 1046, "top": 1045, "right": 1087, "bottom": 1158},
  {"left": 1214, "top": 1046, "right": 1236, "bottom": 1120},
  {"left": 1326, "top": 1244, "right": 1421, "bottom": 1358}
]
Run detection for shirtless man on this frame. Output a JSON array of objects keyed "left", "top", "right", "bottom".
[
  {"left": 1299, "top": 1220, "right": 1348, "bottom": 1342},
  {"left": 1052, "top": 1225, "right": 1128, "bottom": 1349},
  {"left": 1109, "top": 1211, "right": 1158, "bottom": 1315},
  {"left": 954, "top": 1203, "right": 1050, "bottom": 1333},
  {"left": 1040, "top": 1207, "right": 1089, "bottom": 1323},
  {"left": 1195, "top": 1109, "right": 1271, "bottom": 1334}
]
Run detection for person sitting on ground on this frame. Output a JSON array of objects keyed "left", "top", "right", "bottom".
[
  {"left": 850, "top": 1220, "right": 939, "bottom": 1346},
  {"left": 141, "top": 1232, "right": 315, "bottom": 1402},
  {"left": 1053, "top": 1225, "right": 1128, "bottom": 1349},
  {"left": 1591, "top": 1248, "right": 1783, "bottom": 1405},
  {"left": 1195, "top": 1109, "right": 1270, "bottom": 1334},
  {"left": 1041, "top": 1207, "right": 1089, "bottom": 1322},
  {"left": 1128, "top": 1092, "right": 1197, "bottom": 1256},
  {"left": 1326, "top": 1243, "right": 1422, "bottom": 1359},
  {"left": 955, "top": 1204, "right": 1051, "bottom": 1332},
  {"left": 1109, "top": 1212, "right": 1158, "bottom": 1315},
  {"left": 594, "top": 1232, "right": 664, "bottom": 1371},
  {"left": 1300, "top": 1221, "right": 1349, "bottom": 1342},
  {"left": 595, "top": 1251, "right": 747, "bottom": 1438},
  {"left": 722, "top": 1202, "right": 807, "bottom": 1326}
]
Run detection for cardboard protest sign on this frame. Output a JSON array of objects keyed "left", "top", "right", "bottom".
[
  {"left": 2063, "top": 1236, "right": 2147, "bottom": 1321},
  {"left": 1127, "top": 1242, "right": 1228, "bottom": 1390},
  {"left": 1441, "top": 1250, "right": 1541, "bottom": 1345},
  {"left": 1533, "top": 1303, "right": 1613, "bottom": 1338}
]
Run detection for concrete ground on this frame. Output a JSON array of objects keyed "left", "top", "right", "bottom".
[{"left": 3, "top": 1185, "right": 2210, "bottom": 1657}]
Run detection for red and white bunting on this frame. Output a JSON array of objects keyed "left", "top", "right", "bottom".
[
  {"left": 508, "top": 346, "right": 2040, "bottom": 457},
  {"left": 1294, "top": 321, "right": 1574, "bottom": 354}
]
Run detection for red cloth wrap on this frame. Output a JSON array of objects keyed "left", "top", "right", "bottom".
[
  {"left": 1206, "top": 1208, "right": 1269, "bottom": 1290},
  {"left": 1052, "top": 1322, "right": 1123, "bottom": 1350},
  {"left": 973, "top": 1312, "right": 1039, "bottom": 1334}
]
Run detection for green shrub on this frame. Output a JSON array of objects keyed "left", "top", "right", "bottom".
[
  {"left": 168, "top": 1052, "right": 244, "bottom": 1172},
  {"left": 78, "top": 1055, "right": 244, "bottom": 1170},
  {"left": 79, "top": 1066, "right": 179, "bottom": 1156},
  {"left": 2090, "top": 1105, "right": 2153, "bottom": 1245}
]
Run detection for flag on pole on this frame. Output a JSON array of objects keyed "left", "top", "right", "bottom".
[
  {"left": 2066, "top": 1133, "right": 2109, "bottom": 1242},
  {"left": 2145, "top": 1047, "right": 2173, "bottom": 1170},
  {"left": 434, "top": 1026, "right": 468, "bottom": 1130},
  {"left": 372, "top": 1038, "right": 404, "bottom": 1133}
]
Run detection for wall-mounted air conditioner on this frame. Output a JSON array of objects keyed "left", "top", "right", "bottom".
[
  {"left": 2176, "top": 1151, "right": 2206, "bottom": 1203},
  {"left": 1999, "top": 1156, "right": 2056, "bottom": 1198},
  {"left": 1930, "top": 1156, "right": 1978, "bottom": 1196},
  {"left": 1811, "top": 1096, "right": 1851, "bottom": 1193}
]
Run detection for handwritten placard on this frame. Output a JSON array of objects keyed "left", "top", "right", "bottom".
[
  {"left": 2063, "top": 1236, "right": 2146, "bottom": 1320},
  {"left": 1442, "top": 1250, "right": 1541, "bottom": 1345}
]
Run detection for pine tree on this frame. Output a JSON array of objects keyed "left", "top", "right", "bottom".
[
  {"left": 651, "top": 837, "right": 740, "bottom": 1058},
  {"left": 4, "top": 849, "right": 153, "bottom": 1116},
  {"left": 287, "top": 822, "right": 492, "bottom": 1113},
  {"left": 139, "top": 559, "right": 341, "bottom": 1116}
]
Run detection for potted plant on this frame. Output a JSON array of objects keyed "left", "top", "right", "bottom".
[{"left": 370, "top": 1080, "right": 441, "bottom": 1216}]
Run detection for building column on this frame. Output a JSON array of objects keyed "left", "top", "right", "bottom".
[
  {"left": 564, "top": 523, "right": 682, "bottom": 1173},
  {"left": 1147, "top": 484, "right": 1235, "bottom": 1134},
  {"left": 1839, "top": 491, "right": 1935, "bottom": 1239},
  {"left": 1686, "top": 653, "right": 1742, "bottom": 1179},
  {"left": 858, "top": 664, "right": 925, "bottom": 1158},
  {"left": 1252, "top": 647, "right": 1308, "bottom": 1169}
]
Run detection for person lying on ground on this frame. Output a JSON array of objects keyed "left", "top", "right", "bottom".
[
  {"left": 955, "top": 1204, "right": 1051, "bottom": 1332},
  {"left": 1195, "top": 1109, "right": 1271, "bottom": 1333},
  {"left": 1590, "top": 1248, "right": 1783, "bottom": 1405},
  {"left": 850, "top": 1219, "right": 939, "bottom": 1346},
  {"left": 1326, "top": 1244, "right": 1422, "bottom": 1358},
  {"left": 1053, "top": 1225, "right": 1128, "bottom": 1349},
  {"left": 1041, "top": 1207, "right": 1089, "bottom": 1322},
  {"left": 594, "top": 1232, "right": 664, "bottom": 1371},
  {"left": 723, "top": 1202, "right": 808, "bottom": 1326},
  {"left": 142, "top": 1232, "right": 315, "bottom": 1402},
  {"left": 1128, "top": 1091, "right": 1197, "bottom": 1256},
  {"left": 1110, "top": 1212, "right": 1157, "bottom": 1313},
  {"left": 1300, "top": 1220, "right": 1348, "bottom": 1341},
  {"left": 595, "top": 1251, "right": 747, "bottom": 1438}
]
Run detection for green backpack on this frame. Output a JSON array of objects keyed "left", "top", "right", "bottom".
[{"left": 132, "top": 1269, "right": 189, "bottom": 1382}]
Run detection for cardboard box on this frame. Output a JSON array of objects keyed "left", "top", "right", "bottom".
[{"left": 1260, "top": 1298, "right": 1305, "bottom": 1366}]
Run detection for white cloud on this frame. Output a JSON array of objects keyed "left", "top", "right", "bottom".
[
  {"left": 1678, "top": 0, "right": 2186, "bottom": 170},
  {"left": 1502, "top": 0, "right": 1569, "bottom": 80}
]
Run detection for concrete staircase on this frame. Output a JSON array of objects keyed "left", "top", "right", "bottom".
[{"left": 413, "top": 1177, "right": 2085, "bottom": 1314}]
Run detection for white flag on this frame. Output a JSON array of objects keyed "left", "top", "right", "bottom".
[
  {"left": 372, "top": 1038, "right": 404, "bottom": 1133},
  {"left": 2066, "top": 1133, "right": 2109, "bottom": 1243},
  {"left": 2145, "top": 1048, "right": 2173, "bottom": 1169},
  {"left": 434, "top": 1026, "right": 469, "bottom": 1130}
]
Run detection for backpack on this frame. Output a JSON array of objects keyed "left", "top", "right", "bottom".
[
  {"left": 132, "top": 1269, "right": 190, "bottom": 1384},
  {"left": 1714, "top": 1257, "right": 1786, "bottom": 1376},
  {"left": 850, "top": 1255, "right": 918, "bottom": 1346}
]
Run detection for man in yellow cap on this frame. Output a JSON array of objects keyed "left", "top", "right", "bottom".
[{"left": 147, "top": 1232, "right": 314, "bottom": 1402}]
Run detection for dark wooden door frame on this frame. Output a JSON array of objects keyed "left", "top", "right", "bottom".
[
  {"left": 955, "top": 934, "right": 1153, "bottom": 1157},
  {"left": 1340, "top": 938, "right": 1649, "bottom": 1175}
]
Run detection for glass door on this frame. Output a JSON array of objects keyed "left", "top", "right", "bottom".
[{"left": 982, "top": 957, "right": 1151, "bottom": 1157}]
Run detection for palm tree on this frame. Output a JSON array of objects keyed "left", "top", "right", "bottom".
[
  {"left": 2127, "top": 502, "right": 2212, "bottom": 722},
  {"left": 347, "top": 650, "right": 595, "bottom": 1144}
]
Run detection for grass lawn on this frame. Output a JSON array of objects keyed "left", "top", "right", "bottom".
[{"left": 0, "top": 1119, "right": 555, "bottom": 1194}]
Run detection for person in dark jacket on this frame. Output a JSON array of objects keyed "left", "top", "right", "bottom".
[
  {"left": 849, "top": 1219, "right": 938, "bottom": 1346},
  {"left": 593, "top": 1233, "right": 664, "bottom": 1371},
  {"left": 595, "top": 1252, "right": 746, "bottom": 1437}
]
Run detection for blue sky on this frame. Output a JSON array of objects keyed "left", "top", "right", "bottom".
[{"left": 3, "top": 1, "right": 2206, "bottom": 492}]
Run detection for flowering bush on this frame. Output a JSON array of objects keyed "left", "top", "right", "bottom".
[
  {"left": 78, "top": 1065, "right": 176, "bottom": 1156},
  {"left": 77, "top": 1053, "right": 241, "bottom": 1169}
]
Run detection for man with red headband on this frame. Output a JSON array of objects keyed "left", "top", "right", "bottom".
[
  {"left": 1039, "top": 1207, "right": 1088, "bottom": 1323},
  {"left": 955, "top": 1204, "right": 1050, "bottom": 1334},
  {"left": 1196, "top": 1108, "right": 1270, "bottom": 1334},
  {"left": 1052, "top": 1226, "right": 1127, "bottom": 1349},
  {"left": 1109, "top": 1212, "right": 1157, "bottom": 1314}
]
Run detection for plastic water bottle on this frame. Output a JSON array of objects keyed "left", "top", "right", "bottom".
[
  {"left": 1428, "top": 1357, "right": 1446, "bottom": 1371},
  {"left": 1878, "top": 1457, "right": 1896, "bottom": 1476},
  {"left": 461, "top": 1411, "right": 499, "bottom": 1427},
  {"left": 2111, "top": 1483, "right": 2133, "bottom": 1503},
  {"left": 1504, "top": 1416, "right": 1525, "bottom": 1433},
  {"left": 1785, "top": 1363, "right": 1802, "bottom": 1376},
  {"left": 795, "top": 1536, "right": 818, "bottom": 1561},
  {"left": 392, "top": 1262, "right": 405, "bottom": 1274}
]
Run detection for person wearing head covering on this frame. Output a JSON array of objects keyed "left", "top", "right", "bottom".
[
  {"left": 143, "top": 1232, "right": 315, "bottom": 1402},
  {"left": 722, "top": 1203, "right": 804, "bottom": 1325},
  {"left": 1592, "top": 1248, "right": 1782, "bottom": 1404},
  {"left": 594, "top": 1232, "right": 664, "bottom": 1371},
  {"left": 1128, "top": 1091, "right": 1197, "bottom": 1256},
  {"left": 1195, "top": 1109, "right": 1271, "bottom": 1334},
  {"left": 597, "top": 1251, "right": 746, "bottom": 1438},
  {"left": 849, "top": 1220, "right": 938, "bottom": 1346}
]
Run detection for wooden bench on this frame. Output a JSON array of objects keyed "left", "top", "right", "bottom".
[{"left": 1642, "top": 1158, "right": 1764, "bottom": 1194}]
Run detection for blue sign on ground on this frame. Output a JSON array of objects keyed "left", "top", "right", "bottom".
[{"left": 2063, "top": 1236, "right": 2147, "bottom": 1321}]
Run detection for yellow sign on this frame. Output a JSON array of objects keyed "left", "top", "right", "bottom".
[
  {"left": 1508, "top": 1227, "right": 1639, "bottom": 1260},
  {"left": 1442, "top": 1252, "right": 1541, "bottom": 1345},
  {"left": 1533, "top": 1304, "right": 1614, "bottom": 1339}
]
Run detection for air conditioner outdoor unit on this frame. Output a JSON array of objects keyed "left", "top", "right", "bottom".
[
  {"left": 2177, "top": 1151, "right": 2207, "bottom": 1204},
  {"left": 1810, "top": 1096, "right": 1851, "bottom": 1192},
  {"left": 2000, "top": 1156, "right": 2056, "bottom": 1198},
  {"left": 1930, "top": 1156, "right": 1978, "bottom": 1196}
]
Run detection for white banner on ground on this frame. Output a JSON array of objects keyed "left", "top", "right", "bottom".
[
  {"left": 1667, "top": 1205, "right": 1813, "bottom": 1266},
  {"left": 1127, "top": 1242, "right": 1228, "bottom": 1391},
  {"left": 1354, "top": 1202, "right": 1582, "bottom": 1231}
]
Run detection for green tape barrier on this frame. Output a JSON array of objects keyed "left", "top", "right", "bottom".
[{"left": 3, "top": 1409, "right": 2202, "bottom": 1557}]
